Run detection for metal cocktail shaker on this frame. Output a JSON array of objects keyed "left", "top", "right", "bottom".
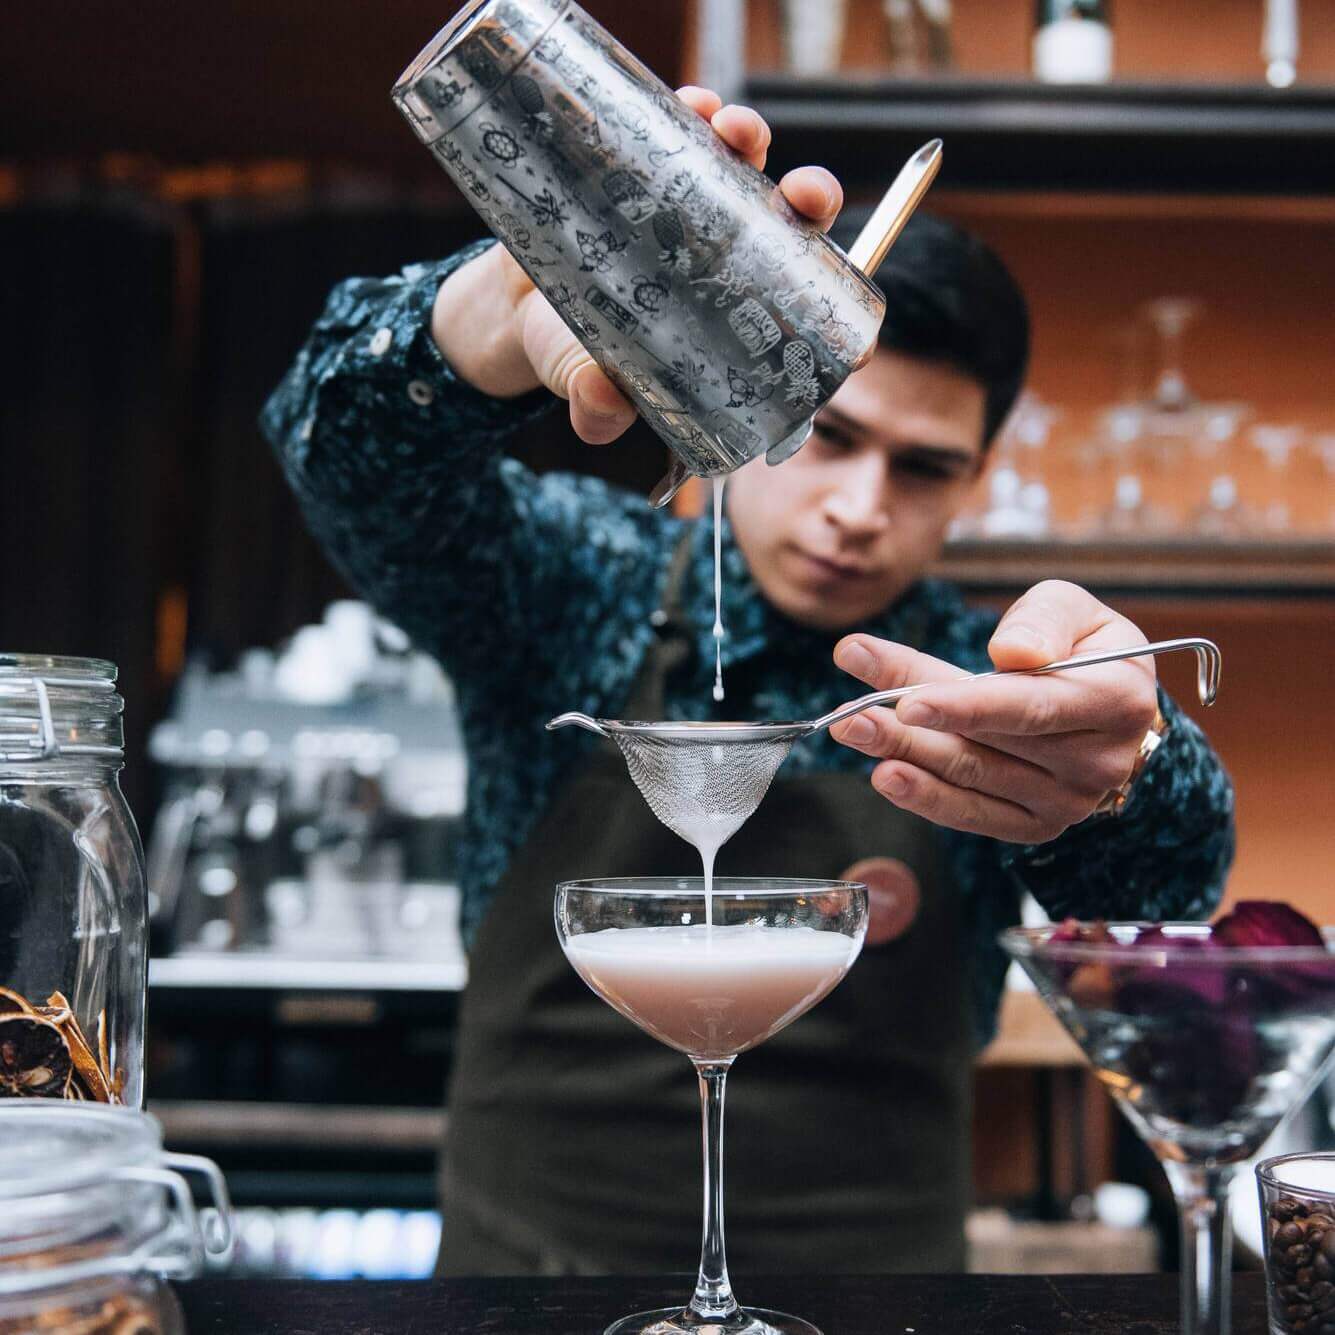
[{"left": 392, "top": 0, "right": 894, "bottom": 506}]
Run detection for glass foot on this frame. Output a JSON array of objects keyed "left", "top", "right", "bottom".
[{"left": 604, "top": 1308, "right": 820, "bottom": 1335}]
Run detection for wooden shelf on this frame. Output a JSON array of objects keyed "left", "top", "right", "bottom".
[
  {"left": 747, "top": 76, "right": 1335, "bottom": 192},
  {"left": 979, "top": 990, "right": 1084, "bottom": 1069},
  {"left": 935, "top": 536, "right": 1335, "bottom": 596}
]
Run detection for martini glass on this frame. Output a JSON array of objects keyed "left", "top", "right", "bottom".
[
  {"left": 1003, "top": 923, "right": 1335, "bottom": 1335},
  {"left": 555, "top": 877, "right": 868, "bottom": 1335}
]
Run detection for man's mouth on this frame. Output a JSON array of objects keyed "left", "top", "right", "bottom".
[{"left": 793, "top": 549, "right": 879, "bottom": 583}]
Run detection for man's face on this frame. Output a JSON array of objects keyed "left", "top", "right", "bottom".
[{"left": 726, "top": 348, "right": 988, "bottom": 631}]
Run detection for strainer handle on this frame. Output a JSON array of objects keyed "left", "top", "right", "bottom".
[
  {"left": 813, "top": 637, "right": 1221, "bottom": 733},
  {"left": 547, "top": 712, "right": 611, "bottom": 737}
]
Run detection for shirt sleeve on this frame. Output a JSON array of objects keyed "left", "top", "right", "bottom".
[
  {"left": 997, "top": 690, "right": 1236, "bottom": 923},
  {"left": 259, "top": 239, "right": 669, "bottom": 713}
]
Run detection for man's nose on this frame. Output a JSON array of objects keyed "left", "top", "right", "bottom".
[{"left": 823, "top": 458, "right": 890, "bottom": 536}]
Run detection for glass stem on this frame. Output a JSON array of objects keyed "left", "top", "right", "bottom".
[
  {"left": 690, "top": 1059, "right": 739, "bottom": 1323},
  {"left": 1165, "top": 1161, "right": 1235, "bottom": 1335}
]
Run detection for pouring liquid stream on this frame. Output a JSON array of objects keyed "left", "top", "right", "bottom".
[
  {"left": 712, "top": 477, "right": 725, "bottom": 705},
  {"left": 701, "top": 477, "right": 729, "bottom": 930}
]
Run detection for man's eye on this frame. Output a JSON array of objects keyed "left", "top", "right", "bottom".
[
  {"left": 894, "top": 457, "right": 955, "bottom": 482},
  {"left": 812, "top": 424, "right": 856, "bottom": 452}
]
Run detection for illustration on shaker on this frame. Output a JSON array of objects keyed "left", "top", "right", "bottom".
[{"left": 392, "top": 0, "right": 901, "bottom": 497}]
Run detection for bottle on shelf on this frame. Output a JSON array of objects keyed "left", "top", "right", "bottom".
[
  {"left": 1262, "top": 0, "right": 1300, "bottom": 88},
  {"left": 1033, "top": 0, "right": 1113, "bottom": 84},
  {"left": 882, "top": 0, "right": 954, "bottom": 74},
  {"left": 782, "top": 0, "right": 848, "bottom": 77}
]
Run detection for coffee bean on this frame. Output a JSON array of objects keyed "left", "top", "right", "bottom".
[
  {"left": 1300, "top": 1269, "right": 1316, "bottom": 1288},
  {"left": 1288, "top": 1303, "right": 1315, "bottom": 1321},
  {"left": 1323, "top": 1231, "right": 1335, "bottom": 1263},
  {"left": 1281, "top": 1224, "right": 1308, "bottom": 1247},
  {"left": 1315, "top": 1254, "right": 1334, "bottom": 1283},
  {"left": 1278, "top": 1199, "right": 1305, "bottom": 1222},
  {"left": 1283, "top": 1284, "right": 1304, "bottom": 1302}
]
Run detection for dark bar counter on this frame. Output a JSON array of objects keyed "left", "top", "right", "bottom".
[{"left": 176, "top": 1273, "right": 1269, "bottom": 1333}]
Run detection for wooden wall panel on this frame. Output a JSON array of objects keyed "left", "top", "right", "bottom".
[{"left": 1, "top": 3, "right": 690, "bottom": 171}]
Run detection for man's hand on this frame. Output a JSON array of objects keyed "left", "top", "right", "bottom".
[
  {"left": 829, "top": 581, "right": 1160, "bottom": 844},
  {"left": 432, "top": 86, "right": 844, "bottom": 443}
]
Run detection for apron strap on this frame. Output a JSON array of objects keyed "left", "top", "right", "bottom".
[
  {"left": 619, "top": 530, "right": 696, "bottom": 723},
  {"left": 657, "top": 528, "right": 696, "bottom": 628}
]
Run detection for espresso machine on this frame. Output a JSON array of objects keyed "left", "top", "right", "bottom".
[{"left": 147, "top": 602, "right": 466, "bottom": 971}]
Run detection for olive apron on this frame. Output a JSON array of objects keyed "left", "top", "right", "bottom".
[{"left": 438, "top": 551, "right": 974, "bottom": 1277}]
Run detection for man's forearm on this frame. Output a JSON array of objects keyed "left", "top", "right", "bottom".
[{"left": 259, "top": 241, "right": 552, "bottom": 651}]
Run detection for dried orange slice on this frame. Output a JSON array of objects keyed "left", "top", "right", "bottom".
[{"left": 0, "top": 1014, "right": 72, "bottom": 1098}]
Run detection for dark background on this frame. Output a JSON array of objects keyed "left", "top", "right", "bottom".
[{"left": 0, "top": 4, "right": 690, "bottom": 811}]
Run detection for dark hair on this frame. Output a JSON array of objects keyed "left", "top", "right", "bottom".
[{"left": 831, "top": 211, "right": 1030, "bottom": 446}]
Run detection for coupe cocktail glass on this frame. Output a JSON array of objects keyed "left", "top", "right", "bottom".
[
  {"left": 555, "top": 877, "right": 868, "bottom": 1335},
  {"left": 1003, "top": 923, "right": 1335, "bottom": 1335}
]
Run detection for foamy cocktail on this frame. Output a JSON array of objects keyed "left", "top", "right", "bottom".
[{"left": 555, "top": 877, "right": 868, "bottom": 1335}]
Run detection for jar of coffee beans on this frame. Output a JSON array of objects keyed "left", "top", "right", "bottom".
[{"left": 1258, "top": 1152, "right": 1335, "bottom": 1334}]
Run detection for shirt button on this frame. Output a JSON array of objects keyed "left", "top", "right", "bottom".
[
  {"left": 369, "top": 327, "right": 393, "bottom": 357},
  {"left": 407, "top": 379, "right": 435, "bottom": 407}
]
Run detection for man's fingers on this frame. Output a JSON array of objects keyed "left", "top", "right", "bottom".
[
  {"left": 896, "top": 669, "right": 1157, "bottom": 745},
  {"left": 711, "top": 103, "right": 771, "bottom": 171},
  {"left": 869, "top": 761, "right": 1075, "bottom": 845},
  {"left": 833, "top": 635, "right": 967, "bottom": 694},
  {"left": 569, "top": 364, "right": 637, "bottom": 443},
  {"left": 778, "top": 167, "right": 844, "bottom": 231},
  {"left": 989, "top": 579, "right": 1123, "bottom": 671},
  {"left": 518, "top": 293, "right": 636, "bottom": 442},
  {"left": 829, "top": 706, "right": 1069, "bottom": 808},
  {"left": 676, "top": 85, "right": 724, "bottom": 121}
]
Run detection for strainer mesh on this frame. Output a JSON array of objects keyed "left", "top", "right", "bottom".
[{"left": 610, "top": 731, "right": 796, "bottom": 851}]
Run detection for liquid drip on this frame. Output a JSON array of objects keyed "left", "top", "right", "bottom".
[{"left": 712, "top": 476, "right": 725, "bottom": 704}]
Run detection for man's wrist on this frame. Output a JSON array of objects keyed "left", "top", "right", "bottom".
[
  {"left": 1093, "top": 706, "right": 1170, "bottom": 818},
  {"left": 431, "top": 243, "right": 540, "bottom": 399}
]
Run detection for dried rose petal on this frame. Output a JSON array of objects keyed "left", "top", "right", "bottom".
[{"left": 1214, "top": 901, "right": 1325, "bottom": 949}]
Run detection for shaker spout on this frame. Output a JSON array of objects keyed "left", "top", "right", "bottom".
[
  {"left": 766, "top": 420, "right": 814, "bottom": 467},
  {"left": 648, "top": 459, "right": 692, "bottom": 509}
]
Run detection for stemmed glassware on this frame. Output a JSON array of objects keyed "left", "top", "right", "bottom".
[
  {"left": 556, "top": 877, "right": 868, "bottom": 1335},
  {"left": 1003, "top": 923, "right": 1335, "bottom": 1335}
]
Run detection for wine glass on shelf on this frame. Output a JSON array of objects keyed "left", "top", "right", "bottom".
[
  {"left": 1312, "top": 432, "right": 1335, "bottom": 534},
  {"left": 1249, "top": 423, "right": 1305, "bottom": 536},
  {"left": 556, "top": 877, "right": 868, "bottom": 1335},
  {"left": 1002, "top": 923, "right": 1335, "bottom": 1335},
  {"left": 1145, "top": 297, "right": 1203, "bottom": 413}
]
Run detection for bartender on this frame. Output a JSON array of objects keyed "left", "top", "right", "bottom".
[{"left": 262, "top": 88, "right": 1234, "bottom": 1274}]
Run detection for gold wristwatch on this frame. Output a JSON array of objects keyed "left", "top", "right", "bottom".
[{"left": 1094, "top": 707, "right": 1169, "bottom": 817}]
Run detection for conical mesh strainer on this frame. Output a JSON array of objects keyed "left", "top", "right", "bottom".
[{"left": 549, "top": 638, "right": 1220, "bottom": 850}]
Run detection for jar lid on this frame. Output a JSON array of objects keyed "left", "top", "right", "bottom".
[
  {"left": 0, "top": 1107, "right": 233, "bottom": 1295},
  {"left": 1, "top": 1105, "right": 161, "bottom": 1202},
  {"left": 0, "top": 655, "right": 124, "bottom": 763}
]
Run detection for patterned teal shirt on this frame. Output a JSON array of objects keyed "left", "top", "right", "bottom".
[{"left": 261, "top": 240, "right": 1235, "bottom": 1045}]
